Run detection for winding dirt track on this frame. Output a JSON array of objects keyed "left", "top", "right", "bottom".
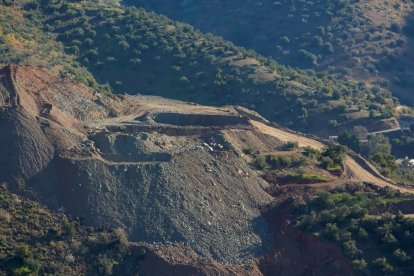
[{"left": 251, "top": 120, "right": 414, "bottom": 194}]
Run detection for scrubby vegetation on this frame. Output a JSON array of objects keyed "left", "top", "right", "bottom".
[
  {"left": 131, "top": 0, "right": 414, "bottom": 104},
  {"left": 320, "top": 144, "right": 346, "bottom": 172},
  {"left": 295, "top": 184, "right": 414, "bottom": 275},
  {"left": 0, "top": 0, "right": 400, "bottom": 133},
  {"left": 338, "top": 131, "right": 362, "bottom": 153},
  {"left": 391, "top": 133, "right": 414, "bottom": 158},
  {"left": 247, "top": 143, "right": 343, "bottom": 184},
  {"left": 0, "top": 187, "right": 144, "bottom": 275},
  {"left": 0, "top": 2, "right": 103, "bottom": 90}
]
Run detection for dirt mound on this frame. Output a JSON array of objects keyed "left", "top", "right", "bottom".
[
  {"left": 0, "top": 64, "right": 275, "bottom": 263},
  {"left": 0, "top": 108, "right": 54, "bottom": 181}
]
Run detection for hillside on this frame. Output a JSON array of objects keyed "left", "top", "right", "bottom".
[
  {"left": 0, "top": 65, "right": 414, "bottom": 271},
  {"left": 1, "top": 64, "right": 413, "bottom": 274},
  {"left": 294, "top": 184, "right": 414, "bottom": 275},
  {"left": 130, "top": 0, "right": 414, "bottom": 105},
  {"left": 0, "top": 0, "right": 401, "bottom": 135},
  {"left": 0, "top": 186, "right": 144, "bottom": 275},
  {"left": 0, "top": 1, "right": 102, "bottom": 90},
  {"left": 2, "top": 1, "right": 414, "bottom": 274},
  {"left": 0, "top": 186, "right": 258, "bottom": 275}
]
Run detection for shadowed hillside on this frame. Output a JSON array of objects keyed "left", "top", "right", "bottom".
[{"left": 130, "top": 0, "right": 414, "bottom": 105}]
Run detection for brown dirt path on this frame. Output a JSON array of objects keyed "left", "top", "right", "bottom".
[
  {"left": 251, "top": 120, "right": 414, "bottom": 195},
  {"left": 251, "top": 121, "right": 324, "bottom": 149}
]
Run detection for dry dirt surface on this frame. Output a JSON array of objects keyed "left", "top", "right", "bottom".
[
  {"left": 0, "top": 64, "right": 409, "bottom": 274},
  {"left": 251, "top": 120, "right": 414, "bottom": 194}
]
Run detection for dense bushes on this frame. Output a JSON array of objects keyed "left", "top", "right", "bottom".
[
  {"left": 0, "top": 188, "right": 144, "bottom": 275},
  {"left": 295, "top": 184, "right": 414, "bottom": 275},
  {"left": 132, "top": 0, "right": 413, "bottom": 83},
  {"left": 338, "top": 131, "right": 361, "bottom": 152},
  {"left": 320, "top": 145, "right": 346, "bottom": 171},
  {"left": 254, "top": 153, "right": 305, "bottom": 170}
]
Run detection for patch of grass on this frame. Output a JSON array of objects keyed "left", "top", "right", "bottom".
[{"left": 290, "top": 172, "right": 330, "bottom": 182}]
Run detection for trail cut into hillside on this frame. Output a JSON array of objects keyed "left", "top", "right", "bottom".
[{"left": 250, "top": 120, "right": 414, "bottom": 194}]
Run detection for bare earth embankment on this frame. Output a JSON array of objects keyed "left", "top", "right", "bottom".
[{"left": 0, "top": 64, "right": 411, "bottom": 275}]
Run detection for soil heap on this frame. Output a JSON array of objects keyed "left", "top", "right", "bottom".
[{"left": 0, "top": 64, "right": 279, "bottom": 262}]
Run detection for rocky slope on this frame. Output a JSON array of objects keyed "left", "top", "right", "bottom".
[
  {"left": 0, "top": 64, "right": 277, "bottom": 262},
  {"left": 0, "top": 185, "right": 263, "bottom": 275},
  {"left": 2, "top": 64, "right": 408, "bottom": 274}
]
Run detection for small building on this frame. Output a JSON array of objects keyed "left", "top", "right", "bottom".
[{"left": 396, "top": 157, "right": 414, "bottom": 167}]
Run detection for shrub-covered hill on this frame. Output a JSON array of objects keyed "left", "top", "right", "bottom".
[
  {"left": 0, "top": 0, "right": 398, "bottom": 133},
  {"left": 0, "top": 186, "right": 144, "bottom": 275},
  {"left": 129, "top": 0, "right": 414, "bottom": 106},
  {"left": 294, "top": 184, "right": 414, "bottom": 275},
  {"left": 0, "top": 1, "right": 103, "bottom": 91}
]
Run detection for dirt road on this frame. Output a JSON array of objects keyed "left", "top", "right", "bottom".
[
  {"left": 251, "top": 121, "right": 324, "bottom": 149},
  {"left": 251, "top": 120, "right": 414, "bottom": 194}
]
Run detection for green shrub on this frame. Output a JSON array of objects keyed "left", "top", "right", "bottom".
[
  {"left": 338, "top": 131, "right": 361, "bottom": 152},
  {"left": 284, "top": 141, "right": 299, "bottom": 150},
  {"left": 352, "top": 259, "right": 368, "bottom": 271},
  {"left": 243, "top": 147, "right": 256, "bottom": 155},
  {"left": 62, "top": 219, "right": 76, "bottom": 239},
  {"left": 98, "top": 255, "right": 116, "bottom": 275},
  {"left": 343, "top": 240, "right": 361, "bottom": 257},
  {"left": 373, "top": 257, "right": 393, "bottom": 273},
  {"left": 266, "top": 155, "right": 292, "bottom": 169},
  {"left": 324, "top": 223, "right": 340, "bottom": 241},
  {"left": 393, "top": 249, "right": 410, "bottom": 264},
  {"left": 13, "top": 266, "right": 32, "bottom": 276},
  {"left": 320, "top": 145, "right": 345, "bottom": 170},
  {"left": 357, "top": 228, "right": 368, "bottom": 240},
  {"left": 254, "top": 156, "right": 267, "bottom": 170}
]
